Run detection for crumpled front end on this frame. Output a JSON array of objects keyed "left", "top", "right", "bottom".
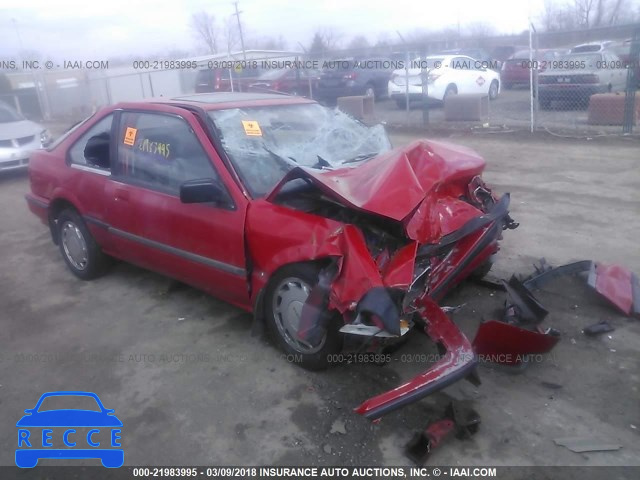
[
  {"left": 248, "top": 140, "right": 517, "bottom": 419},
  {"left": 349, "top": 194, "right": 516, "bottom": 419}
]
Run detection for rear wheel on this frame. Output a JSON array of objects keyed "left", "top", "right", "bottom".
[
  {"left": 57, "top": 209, "right": 109, "bottom": 280},
  {"left": 395, "top": 98, "right": 408, "bottom": 109},
  {"left": 264, "top": 264, "right": 342, "bottom": 370},
  {"left": 489, "top": 80, "right": 499, "bottom": 100},
  {"left": 364, "top": 84, "right": 376, "bottom": 101},
  {"left": 443, "top": 84, "right": 458, "bottom": 101}
]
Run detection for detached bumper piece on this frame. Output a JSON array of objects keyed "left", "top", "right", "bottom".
[
  {"left": 354, "top": 296, "right": 477, "bottom": 420},
  {"left": 474, "top": 276, "right": 559, "bottom": 367},
  {"left": 587, "top": 263, "right": 640, "bottom": 318},
  {"left": 523, "top": 259, "right": 640, "bottom": 318},
  {"left": 473, "top": 320, "right": 560, "bottom": 367}
]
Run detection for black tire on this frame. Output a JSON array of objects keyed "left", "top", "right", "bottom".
[
  {"left": 57, "top": 209, "right": 109, "bottom": 280},
  {"left": 395, "top": 98, "right": 408, "bottom": 109},
  {"left": 364, "top": 84, "right": 376, "bottom": 101},
  {"left": 470, "top": 260, "right": 493, "bottom": 280},
  {"left": 489, "top": 80, "right": 499, "bottom": 100},
  {"left": 264, "top": 263, "right": 342, "bottom": 370},
  {"left": 503, "top": 82, "right": 513, "bottom": 90},
  {"left": 443, "top": 84, "right": 457, "bottom": 101}
]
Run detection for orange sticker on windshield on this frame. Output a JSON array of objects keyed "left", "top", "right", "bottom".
[
  {"left": 123, "top": 127, "right": 137, "bottom": 146},
  {"left": 242, "top": 120, "right": 262, "bottom": 136}
]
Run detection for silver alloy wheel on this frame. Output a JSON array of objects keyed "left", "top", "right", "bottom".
[
  {"left": 61, "top": 221, "right": 88, "bottom": 270},
  {"left": 272, "top": 277, "right": 326, "bottom": 354}
]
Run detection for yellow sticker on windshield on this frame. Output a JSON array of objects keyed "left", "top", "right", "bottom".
[
  {"left": 123, "top": 127, "right": 137, "bottom": 146},
  {"left": 242, "top": 120, "right": 263, "bottom": 136}
]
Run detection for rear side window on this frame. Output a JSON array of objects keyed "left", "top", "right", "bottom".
[
  {"left": 68, "top": 114, "right": 114, "bottom": 171},
  {"left": 116, "top": 112, "right": 220, "bottom": 195}
]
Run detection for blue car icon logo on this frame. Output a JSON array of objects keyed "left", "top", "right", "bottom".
[{"left": 16, "top": 391, "right": 123, "bottom": 468}]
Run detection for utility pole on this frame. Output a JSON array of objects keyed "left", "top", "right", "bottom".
[{"left": 232, "top": 1, "right": 247, "bottom": 61}]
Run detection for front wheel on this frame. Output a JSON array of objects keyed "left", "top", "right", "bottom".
[
  {"left": 489, "top": 80, "right": 499, "bottom": 100},
  {"left": 57, "top": 209, "right": 109, "bottom": 280},
  {"left": 395, "top": 98, "right": 408, "bottom": 109},
  {"left": 264, "top": 264, "right": 342, "bottom": 370}
]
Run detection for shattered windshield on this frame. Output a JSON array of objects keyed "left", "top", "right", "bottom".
[{"left": 207, "top": 103, "right": 391, "bottom": 198}]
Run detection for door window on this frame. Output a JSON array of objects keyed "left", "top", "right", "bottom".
[
  {"left": 116, "top": 112, "right": 221, "bottom": 195},
  {"left": 68, "top": 114, "right": 114, "bottom": 171}
]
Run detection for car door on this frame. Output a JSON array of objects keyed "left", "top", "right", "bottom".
[
  {"left": 451, "top": 56, "right": 477, "bottom": 94},
  {"left": 105, "top": 107, "right": 250, "bottom": 308},
  {"left": 65, "top": 113, "right": 117, "bottom": 252}
]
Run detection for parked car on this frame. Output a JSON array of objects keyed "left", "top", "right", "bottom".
[
  {"left": 612, "top": 38, "right": 640, "bottom": 87},
  {"left": 26, "top": 92, "right": 516, "bottom": 419},
  {"left": 500, "top": 48, "right": 568, "bottom": 89},
  {"left": 0, "top": 103, "right": 51, "bottom": 172},
  {"left": 315, "top": 58, "right": 394, "bottom": 103},
  {"left": 537, "top": 51, "right": 628, "bottom": 108},
  {"left": 388, "top": 55, "right": 501, "bottom": 108},
  {"left": 194, "top": 66, "right": 264, "bottom": 93},
  {"left": 247, "top": 68, "right": 319, "bottom": 97},
  {"left": 490, "top": 45, "right": 528, "bottom": 64},
  {"left": 571, "top": 41, "right": 615, "bottom": 53}
]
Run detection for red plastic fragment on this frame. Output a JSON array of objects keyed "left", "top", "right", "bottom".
[
  {"left": 591, "top": 263, "right": 635, "bottom": 316},
  {"left": 354, "top": 296, "right": 476, "bottom": 419},
  {"left": 472, "top": 320, "right": 560, "bottom": 366}
]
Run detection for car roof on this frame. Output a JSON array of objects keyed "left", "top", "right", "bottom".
[{"left": 119, "top": 92, "right": 315, "bottom": 111}]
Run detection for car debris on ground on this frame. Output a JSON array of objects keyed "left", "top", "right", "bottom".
[{"left": 553, "top": 437, "right": 623, "bottom": 453}]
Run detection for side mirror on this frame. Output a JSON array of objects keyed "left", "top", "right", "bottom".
[{"left": 179, "top": 178, "right": 232, "bottom": 207}]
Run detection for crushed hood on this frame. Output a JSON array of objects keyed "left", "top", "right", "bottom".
[{"left": 266, "top": 140, "right": 486, "bottom": 222}]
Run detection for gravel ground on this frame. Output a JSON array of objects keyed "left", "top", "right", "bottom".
[{"left": 0, "top": 129, "right": 638, "bottom": 474}]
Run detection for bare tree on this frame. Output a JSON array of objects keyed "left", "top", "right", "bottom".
[
  {"left": 539, "top": 0, "right": 631, "bottom": 30},
  {"left": 191, "top": 11, "right": 219, "bottom": 54},
  {"left": 223, "top": 15, "right": 242, "bottom": 54},
  {"left": 465, "top": 22, "right": 497, "bottom": 38},
  {"left": 347, "top": 35, "right": 370, "bottom": 51},
  {"left": 374, "top": 32, "right": 392, "bottom": 48},
  {"left": 573, "top": 0, "right": 595, "bottom": 27},
  {"left": 318, "top": 28, "right": 343, "bottom": 51},
  {"left": 248, "top": 35, "right": 287, "bottom": 51}
]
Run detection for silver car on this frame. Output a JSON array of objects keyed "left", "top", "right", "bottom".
[
  {"left": 0, "top": 103, "right": 51, "bottom": 172},
  {"left": 537, "top": 51, "right": 628, "bottom": 109}
]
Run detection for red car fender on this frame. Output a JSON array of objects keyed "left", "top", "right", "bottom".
[
  {"left": 381, "top": 242, "right": 418, "bottom": 289},
  {"left": 245, "top": 200, "right": 383, "bottom": 313}
]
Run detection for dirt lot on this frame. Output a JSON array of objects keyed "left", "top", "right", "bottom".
[{"left": 0, "top": 130, "right": 639, "bottom": 471}]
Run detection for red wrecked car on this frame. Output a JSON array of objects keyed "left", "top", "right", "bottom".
[{"left": 26, "top": 93, "right": 517, "bottom": 420}]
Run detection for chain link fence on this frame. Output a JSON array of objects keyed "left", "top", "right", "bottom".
[{"left": 1, "top": 25, "right": 639, "bottom": 137}]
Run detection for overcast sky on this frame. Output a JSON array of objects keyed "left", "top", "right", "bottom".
[{"left": 0, "top": 0, "right": 621, "bottom": 59}]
